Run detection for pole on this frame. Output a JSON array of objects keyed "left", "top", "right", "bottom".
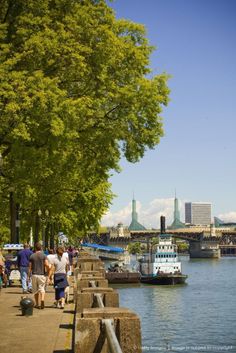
[
  {"left": 34, "top": 213, "right": 40, "bottom": 245},
  {"left": 49, "top": 222, "right": 54, "bottom": 249},
  {"left": 102, "top": 319, "right": 123, "bottom": 353},
  {"left": 45, "top": 224, "right": 49, "bottom": 250},
  {"left": 10, "top": 191, "right": 16, "bottom": 243},
  {"left": 42, "top": 223, "right": 45, "bottom": 250},
  {"left": 15, "top": 203, "right": 20, "bottom": 244}
]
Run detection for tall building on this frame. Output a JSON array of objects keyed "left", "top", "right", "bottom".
[
  {"left": 185, "top": 202, "right": 212, "bottom": 225},
  {"left": 128, "top": 197, "right": 146, "bottom": 231},
  {"left": 174, "top": 195, "right": 180, "bottom": 221}
]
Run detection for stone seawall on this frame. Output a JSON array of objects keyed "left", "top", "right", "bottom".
[{"left": 73, "top": 252, "right": 142, "bottom": 353}]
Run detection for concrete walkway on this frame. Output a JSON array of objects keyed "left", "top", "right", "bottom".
[{"left": 0, "top": 282, "right": 75, "bottom": 353}]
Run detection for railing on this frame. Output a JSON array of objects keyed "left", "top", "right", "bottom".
[
  {"left": 89, "top": 280, "right": 123, "bottom": 353},
  {"left": 102, "top": 319, "right": 123, "bottom": 353}
]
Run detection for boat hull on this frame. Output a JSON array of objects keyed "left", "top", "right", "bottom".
[
  {"left": 106, "top": 272, "right": 141, "bottom": 284},
  {"left": 140, "top": 274, "right": 187, "bottom": 285}
]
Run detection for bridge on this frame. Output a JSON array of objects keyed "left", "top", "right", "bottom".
[
  {"left": 87, "top": 230, "right": 236, "bottom": 258},
  {"left": 219, "top": 231, "right": 236, "bottom": 256}
]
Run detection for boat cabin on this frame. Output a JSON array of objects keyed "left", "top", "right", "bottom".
[{"left": 140, "top": 234, "right": 182, "bottom": 276}]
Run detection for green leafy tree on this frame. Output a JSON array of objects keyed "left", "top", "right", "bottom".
[
  {"left": 0, "top": 0, "right": 169, "bottom": 242},
  {"left": 177, "top": 241, "right": 189, "bottom": 253},
  {"left": 127, "top": 242, "right": 142, "bottom": 255}
]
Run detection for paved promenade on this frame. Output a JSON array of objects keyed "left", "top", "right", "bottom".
[{"left": 0, "top": 283, "right": 75, "bottom": 353}]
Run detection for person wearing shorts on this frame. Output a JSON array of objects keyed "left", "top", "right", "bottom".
[{"left": 29, "top": 242, "right": 49, "bottom": 309}]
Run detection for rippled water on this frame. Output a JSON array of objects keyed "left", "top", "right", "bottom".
[{"left": 114, "top": 257, "right": 236, "bottom": 353}]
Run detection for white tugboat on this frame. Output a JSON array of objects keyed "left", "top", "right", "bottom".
[{"left": 140, "top": 231, "right": 188, "bottom": 285}]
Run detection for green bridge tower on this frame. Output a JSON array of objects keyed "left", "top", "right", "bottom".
[{"left": 128, "top": 197, "right": 146, "bottom": 231}]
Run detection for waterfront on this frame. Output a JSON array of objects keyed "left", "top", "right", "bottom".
[{"left": 115, "top": 257, "right": 236, "bottom": 353}]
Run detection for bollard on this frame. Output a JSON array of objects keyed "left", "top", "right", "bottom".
[{"left": 20, "top": 297, "right": 34, "bottom": 316}]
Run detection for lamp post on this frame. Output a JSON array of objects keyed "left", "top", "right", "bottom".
[
  {"left": 44, "top": 209, "right": 49, "bottom": 249},
  {"left": 15, "top": 203, "right": 20, "bottom": 244}
]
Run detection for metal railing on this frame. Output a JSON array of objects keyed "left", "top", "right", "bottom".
[
  {"left": 102, "top": 319, "right": 123, "bottom": 353},
  {"left": 89, "top": 280, "right": 123, "bottom": 353}
]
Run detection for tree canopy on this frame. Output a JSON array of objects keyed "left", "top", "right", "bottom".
[{"left": 0, "top": 0, "right": 169, "bottom": 242}]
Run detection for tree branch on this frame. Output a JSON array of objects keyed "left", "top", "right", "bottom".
[
  {"left": 104, "top": 104, "right": 121, "bottom": 119},
  {"left": 2, "top": 0, "right": 13, "bottom": 23}
]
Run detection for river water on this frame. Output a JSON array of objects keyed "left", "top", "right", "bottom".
[{"left": 113, "top": 257, "right": 236, "bottom": 353}]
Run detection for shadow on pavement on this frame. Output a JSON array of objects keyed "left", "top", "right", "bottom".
[
  {"left": 63, "top": 310, "right": 75, "bottom": 314},
  {"left": 59, "top": 323, "right": 74, "bottom": 330}
]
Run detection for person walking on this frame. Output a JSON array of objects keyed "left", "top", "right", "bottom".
[
  {"left": 28, "top": 242, "right": 49, "bottom": 309},
  {"left": 17, "top": 243, "right": 33, "bottom": 293},
  {"left": 67, "top": 246, "right": 74, "bottom": 275},
  {"left": 50, "top": 246, "right": 69, "bottom": 309},
  {"left": 0, "top": 248, "right": 5, "bottom": 289},
  {"left": 46, "top": 249, "right": 55, "bottom": 285}
]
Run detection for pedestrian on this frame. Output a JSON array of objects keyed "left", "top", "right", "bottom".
[
  {"left": 50, "top": 246, "right": 69, "bottom": 309},
  {"left": 67, "top": 246, "right": 74, "bottom": 275},
  {"left": 0, "top": 248, "right": 5, "bottom": 289},
  {"left": 46, "top": 249, "right": 55, "bottom": 285},
  {"left": 4, "top": 250, "right": 14, "bottom": 286},
  {"left": 0, "top": 248, "right": 5, "bottom": 265},
  {"left": 28, "top": 242, "right": 50, "bottom": 309},
  {"left": 17, "top": 243, "right": 33, "bottom": 294}
]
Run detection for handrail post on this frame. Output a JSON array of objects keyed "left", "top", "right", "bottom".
[
  {"left": 94, "top": 293, "right": 104, "bottom": 308},
  {"left": 89, "top": 280, "right": 96, "bottom": 288},
  {"left": 102, "top": 319, "right": 123, "bottom": 353}
]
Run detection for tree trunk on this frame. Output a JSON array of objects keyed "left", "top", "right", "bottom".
[
  {"left": 45, "top": 223, "right": 49, "bottom": 250},
  {"left": 34, "top": 214, "right": 40, "bottom": 245},
  {"left": 49, "top": 222, "right": 55, "bottom": 249},
  {"left": 10, "top": 191, "right": 16, "bottom": 243}
]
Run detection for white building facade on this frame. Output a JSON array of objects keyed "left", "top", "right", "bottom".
[{"left": 185, "top": 202, "right": 212, "bottom": 226}]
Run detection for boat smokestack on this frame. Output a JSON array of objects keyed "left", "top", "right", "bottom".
[{"left": 160, "top": 216, "right": 166, "bottom": 234}]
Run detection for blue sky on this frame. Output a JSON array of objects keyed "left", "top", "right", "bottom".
[{"left": 102, "top": 0, "right": 236, "bottom": 228}]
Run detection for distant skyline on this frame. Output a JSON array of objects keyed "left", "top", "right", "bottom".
[{"left": 102, "top": 0, "right": 236, "bottom": 228}]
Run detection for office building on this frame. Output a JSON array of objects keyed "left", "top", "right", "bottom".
[{"left": 185, "top": 202, "right": 212, "bottom": 226}]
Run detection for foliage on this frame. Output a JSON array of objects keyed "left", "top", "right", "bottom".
[
  {"left": 177, "top": 241, "right": 189, "bottom": 253},
  {"left": 0, "top": 223, "right": 10, "bottom": 246},
  {"left": 0, "top": 0, "right": 169, "bottom": 242},
  {"left": 151, "top": 237, "right": 159, "bottom": 245},
  {"left": 127, "top": 242, "right": 142, "bottom": 255}
]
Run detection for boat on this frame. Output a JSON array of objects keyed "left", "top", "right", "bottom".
[
  {"left": 105, "top": 271, "right": 140, "bottom": 284},
  {"left": 139, "top": 233, "right": 188, "bottom": 285},
  {"left": 105, "top": 262, "right": 140, "bottom": 284}
]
